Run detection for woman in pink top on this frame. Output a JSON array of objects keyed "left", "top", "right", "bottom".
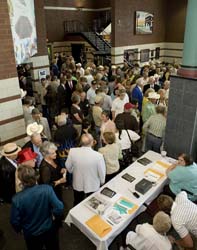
[{"left": 100, "top": 110, "right": 116, "bottom": 142}]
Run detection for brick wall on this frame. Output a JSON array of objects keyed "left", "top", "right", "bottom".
[
  {"left": 0, "top": 0, "right": 17, "bottom": 80},
  {"left": 34, "top": 0, "right": 48, "bottom": 56},
  {"left": 45, "top": 10, "right": 104, "bottom": 42},
  {"left": 111, "top": 0, "right": 166, "bottom": 47},
  {"left": 165, "top": 0, "right": 187, "bottom": 42}
]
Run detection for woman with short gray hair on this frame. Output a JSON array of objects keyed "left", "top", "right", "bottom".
[{"left": 39, "top": 141, "right": 66, "bottom": 201}]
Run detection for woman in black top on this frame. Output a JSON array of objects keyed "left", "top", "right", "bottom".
[
  {"left": 70, "top": 94, "right": 84, "bottom": 138},
  {"left": 39, "top": 141, "right": 66, "bottom": 201}
]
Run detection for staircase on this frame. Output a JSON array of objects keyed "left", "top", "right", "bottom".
[
  {"left": 81, "top": 31, "right": 111, "bottom": 54},
  {"left": 64, "top": 20, "right": 111, "bottom": 55}
]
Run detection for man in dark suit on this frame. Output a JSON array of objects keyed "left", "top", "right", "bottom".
[
  {"left": 0, "top": 143, "right": 21, "bottom": 203},
  {"left": 64, "top": 70, "right": 77, "bottom": 110},
  {"left": 143, "top": 76, "right": 160, "bottom": 94},
  {"left": 132, "top": 78, "right": 144, "bottom": 112},
  {"left": 23, "top": 133, "right": 44, "bottom": 168},
  {"left": 57, "top": 79, "right": 67, "bottom": 113}
]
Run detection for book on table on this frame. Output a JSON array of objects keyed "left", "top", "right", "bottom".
[
  {"left": 137, "top": 157, "right": 152, "bottom": 166},
  {"left": 84, "top": 195, "right": 111, "bottom": 214}
]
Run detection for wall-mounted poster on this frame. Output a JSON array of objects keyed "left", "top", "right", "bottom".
[
  {"left": 7, "top": 0, "right": 37, "bottom": 65},
  {"left": 124, "top": 49, "right": 138, "bottom": 65},
  {"left": 140, "top": 49, "right": 150, "bottom": 63},
  {"left": 135, "top": 11, "right": 153, "bottom": 34}
]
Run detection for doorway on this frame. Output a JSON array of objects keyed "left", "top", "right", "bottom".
[{"left": 71, "top": 44, "right": 84, "bottom": 64}]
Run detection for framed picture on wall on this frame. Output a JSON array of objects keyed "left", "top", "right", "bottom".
[
  {"left": 140, "top": 49, "right": 150, "bottom": 63},
  {"left": 135, "top": 11, "right": 154, "bottom": 34},
  {"left": 124, "top": 49, "right": 138, "bottom": 65}
]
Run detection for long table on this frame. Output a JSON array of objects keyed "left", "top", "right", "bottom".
[{"left": 65, "top": 151, "right": 174, "bottom": 250}]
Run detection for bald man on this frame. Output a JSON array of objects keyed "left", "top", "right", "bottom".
[{"left": 65, "top": 134, "right": 106, "bottom": 205}]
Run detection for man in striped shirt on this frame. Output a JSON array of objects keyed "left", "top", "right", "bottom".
[
  {"left": 158, "top": 191, "right": 197, "bottom": 249},
  {"left": 143, "top": 105, "right": 166, "bottom": 153}
]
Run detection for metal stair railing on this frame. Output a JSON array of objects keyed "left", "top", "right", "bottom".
[{"left": 64, "top": 20, "right": 111, "bottom": 53}]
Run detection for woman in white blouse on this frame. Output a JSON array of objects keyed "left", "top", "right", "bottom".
[{"left": 115, "top": 127, "right": 140, "bottom": 169}]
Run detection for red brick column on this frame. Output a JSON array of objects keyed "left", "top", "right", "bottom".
[{"left": 0, "top": 0, "right": 26, "bottom": 146}]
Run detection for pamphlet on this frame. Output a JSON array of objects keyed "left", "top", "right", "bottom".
[
  {"left": 144, "top": 168, "right": 164, "bottom": 182},
  {"left": 104, "top": 197, "right": 138, "bottom": 225}
]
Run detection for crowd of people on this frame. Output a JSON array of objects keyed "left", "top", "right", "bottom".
[{"left": 0, "top": 56, "right": 197, "bottom": 250}]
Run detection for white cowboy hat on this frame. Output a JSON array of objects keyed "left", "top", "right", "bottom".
[
  {"left": 148, "top": 92, "right": 160, "bottom": 99},
  {"left": 1, "top": 143, "right": 21, "bottom": 157},
  {"left": 76, "top": 63, "right": 82, "bottom": 67},
  {"left": 26, "top": 122, "right": 43, "bottom": 136}
]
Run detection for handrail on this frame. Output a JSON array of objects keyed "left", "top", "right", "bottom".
[{"left": 64, "top": 20, "right": 111, "bottom": 52}]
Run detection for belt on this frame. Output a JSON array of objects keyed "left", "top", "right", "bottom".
[{"left": 148, "top": 133, "right": 162, "bottom": 139}]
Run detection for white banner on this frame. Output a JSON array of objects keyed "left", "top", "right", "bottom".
[{"left": 7, "top": 0, "right": 38, "bottom": 65}]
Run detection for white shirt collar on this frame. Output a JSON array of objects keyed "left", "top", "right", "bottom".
[{"left": 6, "top": 157, "right": 18, "bottom": 168}]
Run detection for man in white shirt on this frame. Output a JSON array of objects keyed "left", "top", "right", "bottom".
[
  {"left": 76, "top": 63, "right": 84, "bottom": 76},
  {"left": 158, "top": 191, "right": 197, "bottom": 249},
  {"left": 126, "top": 211, "right": 172, "bottom": 250},
  {"left": 111, "top": 89, "right": 129, "bottom": 120},
  {"left": 86, "top": 80, "right": 97, "bottom": 105},
  {"left": 65, "top": 133, "right": 106, "bottom": 206}
]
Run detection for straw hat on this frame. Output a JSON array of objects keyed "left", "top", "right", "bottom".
[
  {"left": 1, "top": 143, "right": 21, "bottom": 157},
  {"left": 98, "top": 65, "right": 104, "bottom": 71},
  {"left": 17, "top": 148, "right": 37, "bottom": 164},
  {"left": 148, "top": 92, "right": 160, "bottom": 99},
  {"left": 26, "top": 122, "right": 43, "bottom": 136}
]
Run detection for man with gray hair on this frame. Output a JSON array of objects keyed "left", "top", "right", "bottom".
[
  {"left": 65, "top": 133, "right": 106, "bottom": 205},
  {"left": 131, "top": 78, "right": 144, "bottom": 112},
  {"left": 98, "top": 86, "right": 112, "bottom": 112},
  {"left": 125, "top": 211, "right": 172, "bottom": 250},
  {"left": 23, "top": 133, "right": 44, "bottom": 168}
]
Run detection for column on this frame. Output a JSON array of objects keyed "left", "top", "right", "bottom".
[
  {"left": 27, "top": 0, "right": 50, "bottom": 82},
  {"left": 165, "top": 0, "right": 197, "bottom": 162},
  {"left": 178, "top": 0, "right": 197, "bottom": 78},
  {"left": 0, "top": 0, "right": 26, "bottom": 146}
]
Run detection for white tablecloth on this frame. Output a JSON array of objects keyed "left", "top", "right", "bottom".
[{"left": 65, "top": 151, "right": 173, "bottom": 250}]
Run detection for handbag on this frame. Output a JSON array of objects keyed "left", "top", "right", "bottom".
[{"left": 126, "top": 130, "right": 139, "bottom": 157}]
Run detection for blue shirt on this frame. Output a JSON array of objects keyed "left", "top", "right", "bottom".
[
  {"left": 168, "top": 163, "right": 197, "bottom": 201},
  {"left": 10, "top": 184, "right": 64, "bottom": 237}
]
